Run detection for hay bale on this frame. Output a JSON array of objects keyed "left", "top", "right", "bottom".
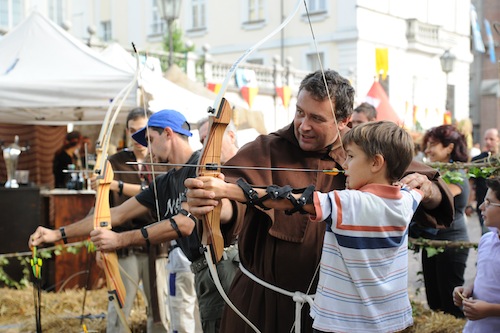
[
  {"left": 0, "top": 287, "right": 467, "bottom": 332},
  {"left": 0, "top": 287, "right": 147, "bottom": 332}
]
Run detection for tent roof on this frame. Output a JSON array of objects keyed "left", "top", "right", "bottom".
[
  {"left": 100, "top": 44, "right": 216, "bottom": 125},
  {"left": 365, "top": 81, "right": 401, "bottom": 124},
  {"left": 0, "top": 11, "right": 136, "bottom": 125}
]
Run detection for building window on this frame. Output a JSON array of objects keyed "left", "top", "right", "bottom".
[
  {"left": 191, "top": 0, "right": 206, "bottom": 30},
  {"left": 150, "top": 1, "right": 166, "bottom": 36},
  {"left": 101, "top": 20, "right": 112, "bottom": 41},
  {"left": 11, "top": 0, "right": 20, "bottom": 24},
  {"left": 307, "top": 0, "right": 326, "bottom": 13},
  {"left": 48, "top": 0, "right": 65, "bottom": 25},
  {"left": 306, "top": 52, "right": 324, "bottom": 71},
  {"left": 247, "top": 0, "right": 264, "bottom": 23},
  {"left": 0, "top": 0, "right": 8, "bottom": 28},
  {"left": 0, "top": 0, "right": 22, "bottom": 31}
]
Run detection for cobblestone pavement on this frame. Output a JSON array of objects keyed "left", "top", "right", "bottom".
[{"left": 408, "top": 212, "right": 482, "bottom": 304}]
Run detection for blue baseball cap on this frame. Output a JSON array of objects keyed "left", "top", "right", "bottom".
[{"left": 132, "top": 109, "right": 192, "bottom": 147}]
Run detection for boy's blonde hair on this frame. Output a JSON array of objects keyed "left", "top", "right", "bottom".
[{"left": 343, "top": 121, "right": 414, "bottom": 182}]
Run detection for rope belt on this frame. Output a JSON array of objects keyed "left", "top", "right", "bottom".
[{"left": 239, "top": 263, "right": 315, "bottom": 333}]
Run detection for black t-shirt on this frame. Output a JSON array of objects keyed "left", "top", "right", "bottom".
[
  {"left": 108, "top": 149, "right": 154, "bottom": 233},
  {"left": 135, "top": 151, "right": 202, "bottom": 262},
  {"left": 53, "top": 150, "right": 77, "bottom": 188}
]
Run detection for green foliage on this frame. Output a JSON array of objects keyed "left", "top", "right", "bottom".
[
  {"left": 441, "top": 170, "right": 465, "bottom": 184},
  {"left": 160, "top": 25, "right": 196, "bottom": 71},
  {"left": 424, "top": 246, "right": 444, "bottom": 258},
  {"left": 0, "top": 241, "right": 94, "bottom": 289},
  {"left": 468, "top": 166, "right": 497, "bottom": 179}
]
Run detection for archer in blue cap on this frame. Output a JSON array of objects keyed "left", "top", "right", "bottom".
[{"left": 132, "top": 109, "right": 192, "bottom": 147}]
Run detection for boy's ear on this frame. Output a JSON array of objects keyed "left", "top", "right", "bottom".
[{"left": 371, "top": 154, "right": 385, "bottom": 172}]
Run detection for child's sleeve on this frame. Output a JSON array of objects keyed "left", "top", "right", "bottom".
[{"left": 310, "top": 191, "right": 334, "bottom": 223}]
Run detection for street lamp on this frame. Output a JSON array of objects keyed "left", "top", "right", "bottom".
[
  {"left": 440, "top": 50, "right": 456, "bottom": 119},
  {"left": 157, "top": 0, "right": 182, "bottom": 68}
]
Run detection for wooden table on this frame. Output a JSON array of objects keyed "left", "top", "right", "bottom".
[{"left": 43, "top": 189, "right": 103, "bottom": 291}]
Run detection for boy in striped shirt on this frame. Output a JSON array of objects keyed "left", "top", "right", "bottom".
[{"left": 195, "top": 121, "right": 422, "bottom": 332}]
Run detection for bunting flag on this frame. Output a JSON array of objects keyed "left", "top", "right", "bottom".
[
  {"left": 413, "top": 105, "right": 418, "bottom": 126},
  {"left": 484, "top": 19, "right": 496, "bottom": 64},
  {"left": 470, "top": 4, "right": 485, "bottom": 53},
  {"left": 235, "top": 68, "right": 259, "bottom": 109},
  {"left": 365, "top": 80, "right": 401, "bottom": 124},
  {"left": 276, "top": 85, "right": 291, "bottom": 108},
  {"left": 375, "top": 48, "right": 389, "bottom": 80},
  {"left": 207, "top": 82, "right": 222, "bottom": 94},
  {"left": 240, "top": 86, "right": 259, "bottom": 109},
  {"left": 443, "top": 111, "right": 452, "bottom": 125}
]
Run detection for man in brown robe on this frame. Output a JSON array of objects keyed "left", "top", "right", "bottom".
[{"left": 185, "top": 69, "right": 454, "bottom": 333}]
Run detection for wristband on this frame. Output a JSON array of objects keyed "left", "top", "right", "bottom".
[
  {"left": 118, "top": 180, "right": 124, "bottom": 196},
  {"left": 169, "top": 217, "right": 183, "bottom": 238},
  {"left": 179, "top": 209, "right": 197, "bottom": 224},
  {"left": 141, "top": 226, "right": 150, "bottom": 247},
  {"left": 59, "top": 227, "right": 68, "bottom": 244}
]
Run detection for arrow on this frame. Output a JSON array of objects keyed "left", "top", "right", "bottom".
[{"left": 125, "top": 161, "right": 344, "bottom": 176}]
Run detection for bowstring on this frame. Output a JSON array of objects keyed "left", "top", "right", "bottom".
[
  {"left": 302, "top": 0, "right": 346, "bottom": 155},
  {"left": 137, "top": 49, "right": 162, "bottom": 224},
  {"left": 287, "top": 2, "right": 347, "bottom": 333},
  {"left": 127, "top": 46, "right": 163, "bottom": 321}
]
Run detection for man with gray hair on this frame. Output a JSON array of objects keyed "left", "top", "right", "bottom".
[{"left": 197, "top": 117, "right": 239, "bottom": 164}]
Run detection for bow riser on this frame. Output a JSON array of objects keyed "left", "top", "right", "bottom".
[{"left": 198, "top": 98, "right": 232, "bottom": 262}]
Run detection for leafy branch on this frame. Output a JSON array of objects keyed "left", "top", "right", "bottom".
[
  {"left": 427, "top": 153, "right": 500, "bottom": 181},
  {"left": 409, "top": 237, "right": 478, "bottom": 258}
]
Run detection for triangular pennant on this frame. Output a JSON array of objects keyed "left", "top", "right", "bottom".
[
  {"left": 275, "top": 85, "right": 291, "bottom": 109},
  {"left": 207, "top": 82, "right": 222, "bottom": 94},
  {"left": 240, "top": 86, "right": 259, "bottom": 109}
]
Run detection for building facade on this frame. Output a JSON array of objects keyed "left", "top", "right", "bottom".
[{"left": 2, "top": 0, "right": 479, "bottom": 136}]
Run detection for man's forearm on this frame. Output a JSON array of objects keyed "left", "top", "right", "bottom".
[
  {"left": 125, "top": 215, "right": 197, "bottom": 247},
  {"left": 421, "top": 182, "right": 442, "bottom": 210},
  {"left": 61, "top": 214, "right": 94, "bottom": 240}
]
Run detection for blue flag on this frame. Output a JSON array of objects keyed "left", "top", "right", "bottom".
[{"left": 484, "top": 19, "right": 496, "bottom": 64}]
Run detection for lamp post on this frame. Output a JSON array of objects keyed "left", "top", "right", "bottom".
[
  {"left": 440, "top": 50, "right": 456, "bottom": 120},
  {"left": 157, "top": 0, "right": 181, "bottom": 68}
]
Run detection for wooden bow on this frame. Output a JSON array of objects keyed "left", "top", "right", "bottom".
[
  {"left": 90, "top": 43, "right": 140, "bottom": 332},
  {"left": 194, "top": 2, "right": 303, "bottom": 332},
  {"left": 198, "top": 0, "right": 302, "bottom": 263}
]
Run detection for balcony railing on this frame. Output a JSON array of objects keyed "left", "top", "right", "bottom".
[{"left": 406, "top": 19, "right": 455, "bottom": 52}]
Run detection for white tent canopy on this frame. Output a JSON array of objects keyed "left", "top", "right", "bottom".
[
  {"left": 100, "top": 43, "right": 214, "bottom": 125},
  {"left": 0, "top": 11, "right": 137, "bottom": 125}
]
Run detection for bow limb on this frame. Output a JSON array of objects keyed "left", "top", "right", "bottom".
[{"left": 91, "top": 43, "right": 140, "bottom": 333}]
